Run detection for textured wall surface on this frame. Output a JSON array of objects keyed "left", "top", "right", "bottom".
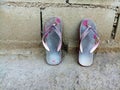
[
  {"left": 115, "top": 14, "right": 120, "bottom": 41},
  {"left": 0, "top": 6, "right": 40, "bottom": 41},
  {"left": 0, "top": 0, "right": 120, "bottom": 50},
  {"left": 70, "top": 0, "right": 120, "bottom": 6},
  {"left": 1, "top": 0, "right": 65, "bottom": 3}
]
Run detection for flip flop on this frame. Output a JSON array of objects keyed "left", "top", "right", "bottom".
[
  {"left": 79, "top": 19, "right": 100, "bottom": 66},
  {"left": 42, "top": 17, "right": 62, "bottom": 65}
]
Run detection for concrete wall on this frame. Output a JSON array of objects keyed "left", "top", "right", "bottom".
[
  {"left": 0, "top": 5, "right": 40, "bottom": 49},
  {"left": 69, "top": 0, "right": 120, "bottom": 6},
  {"left": 0, "top": 0, "right": 120, "bottom": 51},
  {"left": 0, "top": 0, "right": 65, "bottom": 3},
  {"left": 0, "top": 6, "right": 40, "bottom": 41}
]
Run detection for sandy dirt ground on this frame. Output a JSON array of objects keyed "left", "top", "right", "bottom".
[{"left": 0, "top": 48, "right": 120, "bottom": 90}]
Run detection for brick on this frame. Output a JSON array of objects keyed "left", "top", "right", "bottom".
[
  {"left": 69, "top": 0, "right": 120, "bottom": 6},
  {"left": 115, "top": 16, "right": 120, "bottom": 42},
  {"left": 117, "top": 6, "right": 120, "bottom": 14},
  {"left": 115, "top": 6, "right": 120, "bottom": 42},
  {"left": 0, "top": 5, "right": 40, "bottom": 43},
  {"left": 114, "top": 7, "right": 120, "bottom": 42},
  {"left": 0, "top": 0, "right": 65, "bottom": 3},
  {"left": 42, "top": 7, "right": 115, "bottom": 45}
]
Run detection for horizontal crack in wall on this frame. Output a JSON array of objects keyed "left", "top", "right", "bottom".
[{"left": 0, "top": 2, "right": 118, "bottom": 10}]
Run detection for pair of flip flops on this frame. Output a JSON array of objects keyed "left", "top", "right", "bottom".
[{"left": 42, "top": 17, "right": 100, "bottom": 66}]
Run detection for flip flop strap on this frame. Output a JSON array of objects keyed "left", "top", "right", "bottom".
[
  {"left": 42, "top": 22, "right": 62, "bottom": 51},
  {"left": 80, "top": 25, "right": 100, "bottom": 53},
  {"left": 53, "top": 24, "right": 62, "bottom": 51},
  {"left": 42, "top": 27, "right": 52, "bottom": 51}
]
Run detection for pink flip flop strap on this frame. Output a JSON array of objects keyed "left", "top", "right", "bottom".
[
  {"left": 80, "top": 24, "right": 100, "bottom": 53},
  {"left": 42, "top": 18, "right": 62, "bottom": 51}
]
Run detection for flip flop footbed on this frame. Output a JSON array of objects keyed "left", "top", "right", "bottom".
[{"left": 43, "top": 17, "right": 62, "bottom": 65}]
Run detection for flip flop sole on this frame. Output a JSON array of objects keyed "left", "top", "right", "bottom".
[
  {"left": 44, "top": 17, "right": 62, "bottom": 65},
  {"left": 79, "top": 19, "right": 98, "bottom": 66}
]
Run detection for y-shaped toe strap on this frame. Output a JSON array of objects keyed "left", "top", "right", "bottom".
[
  {"left": 80, "top": 21, "right": 100, "bottom": 53},
  {"left": 42, "top": 18, "right": 62, "bottom": 51}
]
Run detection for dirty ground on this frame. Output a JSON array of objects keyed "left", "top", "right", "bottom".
[{"left": 0, "top": 48, "right": 120, "bottom": 90}]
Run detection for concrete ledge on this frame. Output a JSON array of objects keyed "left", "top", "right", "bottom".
[
  {"left": 0, "top": 40, "right": 41, "bottom": 50},
  {"left": 67, "top": 40, "right": 120, "bottom": 53}
]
